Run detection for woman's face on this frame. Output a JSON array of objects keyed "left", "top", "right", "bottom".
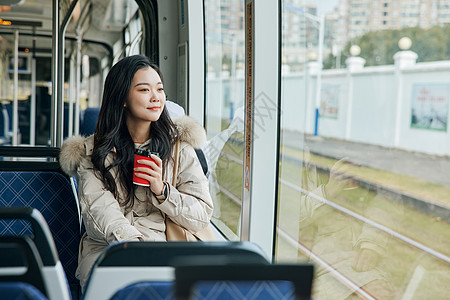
[{"left": 124, "top": 67, "right": 166, "bottom": 125}]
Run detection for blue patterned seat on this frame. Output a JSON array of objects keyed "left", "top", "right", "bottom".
[
  {"left": 80, "top": 107, "right": 100, "bottom": 136},
  {"left": 109, "top": 281, "right": 174, "bottom": 300},
  {"left": 0, "top": 282, "right": 48, "bottom": 300},
  {"left": 0, "top": 171, "right": 82, "bottom": 296},
  {"left": 192, "top": 280, "right": 295, "bottom": 300},
  {"left": 175, "top": 263, "right": 314, "bottom": 300}
]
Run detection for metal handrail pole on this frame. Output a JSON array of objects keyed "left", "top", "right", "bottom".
[
  {"left": 50, "top": 0, "right": 59, "bottom": 147},
  {"left": 75, "top": 34, "right": 81, "bottom": 135},
  {"left": 74, "top": 0, "right": 92, "bottom": 135},
  {"left": 30, "top": 27, "right": 37, "bottom": 145},
  {"left": 56, "top": 0, "right": 79, "bottom": 146},
  {"left": 68, "top": 48, "right": 75, "bottom": 137},
  {"left": 12, "top": 30, "right": 19, "bottom": 146}
]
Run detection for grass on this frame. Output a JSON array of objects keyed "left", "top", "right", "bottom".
[
  {"left": 282, "top": 145, "right": 450, "bottom": 207},
  {"left": 276, "top": 179, "right": 450, "bottom": 297},
  {"left": 213, "top": 192, "right": 241, "bottom": 235}
]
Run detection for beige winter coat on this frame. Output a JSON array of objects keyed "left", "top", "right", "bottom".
[{"left": 59, "top": 116, "right": 213, "bottom": 289}]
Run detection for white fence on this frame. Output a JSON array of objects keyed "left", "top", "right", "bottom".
[{"left": 206, "top": 50, "right": 450, "bottom": 157}]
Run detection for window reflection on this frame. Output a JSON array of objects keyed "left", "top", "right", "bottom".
[
  {"left": 203, "top": 0, "right": 450, "bottom": 297},
  {"left": 203, "top": 0, "right": 245, "bottom": 239}
]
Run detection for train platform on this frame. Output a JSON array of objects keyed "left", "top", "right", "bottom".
[{"left": 281, "top": 131, "right": 450, "bottom": 219}]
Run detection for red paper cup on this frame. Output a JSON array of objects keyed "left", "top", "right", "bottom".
[{"left": 133, "top": 150, "right": 159, "bottom": 186}]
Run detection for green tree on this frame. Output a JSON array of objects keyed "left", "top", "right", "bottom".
[
  {"left": 323, "top": 52, "right": 336, "bottom": 69},
  {"left": 325, "top": 25, "right": 450, "bottom": 69}
]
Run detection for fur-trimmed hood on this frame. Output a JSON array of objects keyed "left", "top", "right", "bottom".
[{"left": 59, "top": 116, "right": 206, "bottom": 176}]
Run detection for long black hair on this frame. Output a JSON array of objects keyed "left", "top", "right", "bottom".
[{"left": 92, "top": 55, "right": 178, "bottom": 208}]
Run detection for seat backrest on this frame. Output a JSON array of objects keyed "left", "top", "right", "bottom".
[
  {"left": 0, "top": 171, "right": 81, "bottom": 296},
  {"left": 187, "top": 280, "right": 295, "bottom": 300},
  {"left": 0, "top": 207, "right": 71, "bottom": 300},
  {"left": 0, "top": 282, "right": 48, "bottom": 300},
  {"left": 80, "top": 107, "right": 100, "bottom": 136},
  {"left": 83, "top": 241, "right": 268, "bottom": 300},
  {"left": 94, "top": 241, "right": 268, "bottom": 267},
  {"left": 0, "top": 235, "right": 47, "bottom": 296},
  {"left": 109, "top": 281, "right": 174, "bottom": 300},
  {"left": 174, "top": 263, "right": 314, "bottom": 300}
]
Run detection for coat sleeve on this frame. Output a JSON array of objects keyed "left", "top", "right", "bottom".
[
  {"left": 77, "top": 155, "right": 143, "bottom": 244},
  {"left": 152, "top": 143, "right": 214, "bottom": 234}
]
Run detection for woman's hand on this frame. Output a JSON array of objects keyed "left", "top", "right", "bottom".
[{"left": 134, "top": 154, "right": 165, "bottom": 195}]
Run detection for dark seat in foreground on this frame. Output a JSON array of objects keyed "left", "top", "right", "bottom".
[
  {"left": 83, "top": 241, "right": 269, "bottom": 300},
  {"left": 0, "top": 207, "right": 71, "bottom": 300},
  {"left": 0, "top": 235, "right": 48, "bottom": 299},
  {"left": 175, "top": 262, "right": 314, "bottom": 300}
]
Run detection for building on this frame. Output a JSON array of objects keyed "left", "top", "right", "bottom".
[
  {"left": 282, "top": 1, "right": 319, "bottom": 70},
  {"left": 346, "top": 0, "right": 450, "bottom": 40}
]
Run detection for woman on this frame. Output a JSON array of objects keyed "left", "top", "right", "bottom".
[{"left": 59, "top": 55, "right": 213, "bottom": 290}]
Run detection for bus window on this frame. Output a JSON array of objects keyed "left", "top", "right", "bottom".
[{"left": 276, "top": 1, "right": 450, "bottom": 299}]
